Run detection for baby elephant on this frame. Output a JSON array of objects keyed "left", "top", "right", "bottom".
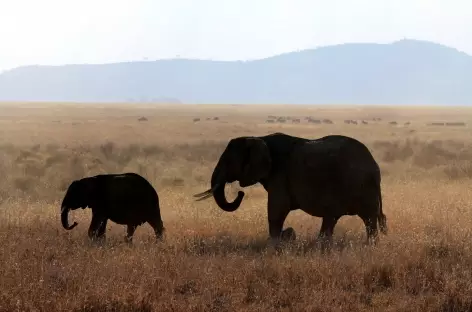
[{"left": 60, "top": 172, "right": 164, "bottom": 243}]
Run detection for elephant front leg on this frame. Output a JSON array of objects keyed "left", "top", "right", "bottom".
[
  {"left": 267, "top": 192, "right": 293, "bottom": 248},
  {"left": 317, "top": 216, "right": 339, "bottom": 251},
  {"left": 88, "top": 214, "right": 107, "bottom": 243}
]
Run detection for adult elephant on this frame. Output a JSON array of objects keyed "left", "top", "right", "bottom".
[
  {"left": 61, "top": 172, "right": 164, "bottom": 243},
  {"left": 194, "top": 132, "right": 387, "bottom": 247}
]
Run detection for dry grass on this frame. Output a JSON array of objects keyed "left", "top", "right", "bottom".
[{"left": 2, "top": 102, "right": 472, "bottom": 311}]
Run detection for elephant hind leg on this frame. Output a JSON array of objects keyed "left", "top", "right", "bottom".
[
  {"left": 148, "top": 215, "right": 165, "bottom": 241},
  {"left": 360, "top": 214, "right": 379, "bottom": 245},
  {"left": 358, "top": 195, "right": 382, "bottom": 245},
  {"left": 125, "top": 225, "right": 137, "bottom": 243}
]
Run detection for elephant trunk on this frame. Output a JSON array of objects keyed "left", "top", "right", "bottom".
[
  {"left": 211, "top": 165, "right": 244, "bottom": 212},
  {"left": 61, "top": 206, "right": 78, "bottom": 230}
]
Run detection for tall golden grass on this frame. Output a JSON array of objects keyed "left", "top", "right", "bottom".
[{"left": 1, "top": 103, "right": 472, "bottom": 311}]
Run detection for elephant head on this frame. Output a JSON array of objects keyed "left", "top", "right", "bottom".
[
  {"left": 194, "top": 136, "right": 271, "bottom": 211},
  {"left": 61, "top": 177, "right": 99, "bottom": 230}
]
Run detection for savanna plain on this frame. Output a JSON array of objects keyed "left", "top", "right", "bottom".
[{"left": 2, "top": 103, "right": 472, "bottom": 312}]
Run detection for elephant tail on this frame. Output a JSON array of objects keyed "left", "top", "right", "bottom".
[{"left": 377, "top": 182, "right": 387, "bottom": 235}]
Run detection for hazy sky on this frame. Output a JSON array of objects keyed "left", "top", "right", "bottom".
[{"left": 0, "top": 0, "right": 470, "bottom": 71}]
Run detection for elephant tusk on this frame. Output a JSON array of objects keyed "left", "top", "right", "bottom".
[
  {"left": 195, "top": 192, "right": 214, "bottom": 201},
  {"left": 193, "top": 184, "right": 220, "bottom": 200},
  {"left": 193, "top": 189, "right": 212, "bottom": 198}
]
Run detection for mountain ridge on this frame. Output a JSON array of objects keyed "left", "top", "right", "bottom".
[{"left": 0, "top": 39, "right": 470, "bottom": 105}]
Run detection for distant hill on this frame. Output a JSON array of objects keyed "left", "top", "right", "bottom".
[{"left": 0, "top": 39, "right": 471, "bottom": 105}]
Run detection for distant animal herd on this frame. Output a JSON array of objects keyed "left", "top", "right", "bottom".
[
  {"left": 263, "top": 116, "right": 467, "bottom": 127},
  {"left": 134, "top": 115, "right": 467, "bottom": 127}
]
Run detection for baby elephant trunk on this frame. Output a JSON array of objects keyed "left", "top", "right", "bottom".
[{"left": 61, "top": 206, "right": 78, "bottom": 230}]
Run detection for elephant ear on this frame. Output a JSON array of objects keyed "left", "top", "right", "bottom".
[
  {"left": 78, "top": 176, "right": 102, "bottom": 208},
  {"left": 240, "top": 138, "right": 271, "bottom": 187}
]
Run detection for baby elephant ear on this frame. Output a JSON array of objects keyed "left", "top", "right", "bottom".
[
  {"left": 79, "top": 176, "right": 101, "bottom": 207},
  {"left": 241, "top": 137, "right": 271, "bottom": 186}
]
